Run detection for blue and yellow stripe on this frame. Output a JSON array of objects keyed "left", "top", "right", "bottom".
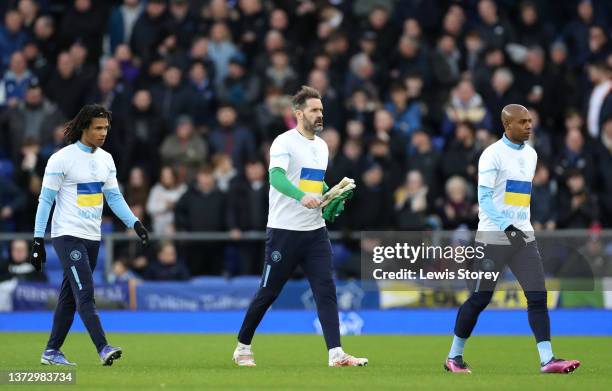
[
  {"left": 77, "top": 182, "right": 104, "bottom": 207},
  {"left": 504, "top": 180, "right": 531, "bottom": 207},
  {"left": 298, "top": 168, "right": 325, "bottom": 194}
]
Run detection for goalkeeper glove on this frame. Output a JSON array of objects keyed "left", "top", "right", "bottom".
[
  {"left": 29, "top": 237, "right": 46, "bottom": 272},
  {"left": 504, "top": 224, "right": 527, "bottom": 248},
  {"left": 134, "top": 221, "right": 150, "bottom": 246}
]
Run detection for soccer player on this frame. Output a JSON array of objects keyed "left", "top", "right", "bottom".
[
  {"left": 29, "top": 104, "right": 149, "bottom": 366},
  {"left": 444, "top": 104, "right": 580, "bottom": 374},
  {"left": 232, "top": 86, "right": 367, "bottom": 367}
]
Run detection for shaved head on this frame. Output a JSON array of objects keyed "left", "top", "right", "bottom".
[
  {"left": 501, "top": 104, "right": 532, "bottom": 143},
  {"left": 501, "top": 104, "right": 528, "bottom": 126}
]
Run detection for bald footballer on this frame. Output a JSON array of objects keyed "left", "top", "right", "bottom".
[{"left": 444, "top": 104, "right": 581, "bottom": 374}]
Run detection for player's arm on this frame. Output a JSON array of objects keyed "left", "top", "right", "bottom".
[
  {"left": 30, "top": 155, "right": 64, "bottom": 271},
  {"left": 269, "top": 167, "right": 319, "bottom": 208},
  {"left": 478, "top": 150, "right": 526, "bottom": 247},
  {"left": 102, "top": 159, "right": 149, "bottom": 245}
]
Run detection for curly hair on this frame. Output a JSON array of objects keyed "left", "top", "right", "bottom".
[{"left": 63, "top": 104, "right": 112, "bottom": 144}]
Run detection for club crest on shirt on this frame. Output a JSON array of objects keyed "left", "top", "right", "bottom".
[{"left": 70, "top": 250, "right": 82, "bottom": 261}]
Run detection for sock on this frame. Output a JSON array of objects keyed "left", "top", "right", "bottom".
[
  {"left": 448, "top": 335, "right": 467, "bottom": 358},
  {"left": 237, "top": 342, "right": 251, "bottom": 351},
  {"left": 537, "top": 341, "right": 554, "bottom": 364},
  {"left": 328, "top": 346, "right": 344, "bottom": 360}
]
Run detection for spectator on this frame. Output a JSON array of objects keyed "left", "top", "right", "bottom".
[
  {"left": 264, "top": 50, "right": 299, "bottom": 95},
  {"left": 148, "top": 241, "right": 190, "bottom": 281},
  {"left": 151, "top": 65, "right": 193, "bottom": 131},
  {"left": 209, "top": 104, "right": 256, "bottom": 172},
  {"left": 208, "top": 22, "right": 238, "bottom": 87},
  {"left": 125, "top": 166, "right": 150, "bottom": 207},
  {"left": 0, "top": 175, "right": 26, "bottom": 233},
  {"left": 442, "top": 79, "right": 492, "bottom": 140},
  {"left": 114, "top": 44, "right": 140, "bottom": 84},
  {"left": 408, "top": 129, "right": 442, "bottom": 199},
  {"left": 109, "top": 260, "right": 139, "bottom": 283},
  {"left": 108, "top": 0, "right": 144, "bottom": 55},
  {"left": 345, "top": 52, "right": 379, "bottom": 100},
  {"left": 349, "top": 163, "right": 394, "bottom": 230},
  {"left": 32, "top": 15, "right": 58, "bottom": 72},
  {"left": 70, "top": 41, "right": 97, "bottom": 88},
  {"left": 44, "top": 52, "right": 89, "bottom": 118},
  {"left": 431, "top": 34, "right": 461, "bottom": 106},
  {"left": 389, "top": 35, "right": 429, "bottom": 86},
  {"left": 596, "top": 118, "right": 612, "bottom": 227},
  {"left": 212, "top": 153, "right": 236, "bottom": 193},
  {"left": 58, "top": 0, "right": 107, "bottom": 64},
  {"left": 438, "top": 175, "right": 478, "bottom": 230},
  {"left": 531, "top": 162, "right": 557, "bottom": 231},
  {"left": 160, "top": 115, "right": 207, "bottom": 181},
  {"left": 394, "top": 170, "right": 430, "bottom": 230},
  {"left": 475, "top": 0, "right": 515, "bottom": 49},
  {"left": 227, "top": 159, "right": 268, "bottom": 274},
  {"left": 146, "top": 165, "right": 187, "bottom": 235},
  {"left": 125, "top": 89, "right": 164, "bottom": 175},
  {"left": 554, "top": 128, "right": 596, "bottom": 186},
  {"left": 175, "top": 165, "right": 226, "bottom": 275},
  {"left": 483, "top": 67, "right": 521, "bottom": 132},
  {"left": 526, "top": 108, "right": 553, "bottom": 162},
  {"left": 254, "top": 87, "right": 293, "bottom": 142},
  {"left": 3, "top": 79, "right": 63, "bottom": 161},
  {"left": 167, "top": 0, "right": 197, "bottom": 50},
  {"left": 0, "top": 9, "right": 28, "bottom": 73},
  {"left": 130, "top": 0, "right": 168, "bottom": 64},
  {"left": 188, "top": 60, "right": 216, "bottom": 128},
  {"left": 442, "top": 122, "right": 480, "bottom": 181},
  {"left": 384, "top": 82, "right": 422, "bottom": 137},
  {"left": 514, "top": 0, "right": 553, "bottom": 49},
  {"left": 321, "top": 128, "right": 345, "bottom": 187},
  {"left": 1, "top": 51, "right": 33, "bottom": 108},
  {"left": 217, "top": 53, "right": 260, "bottom": 116},
  {"left": 557, "top": 170, "right": 599, "bottom": 228},
  {"left": 586, "top": 61, "right": 612, "bottom": 139},
  {"left": 2, "top": 239, "right": 46, "bottom": 282},
  {"left": 564, "top": 0, "right": 597, "bottom": 66}
]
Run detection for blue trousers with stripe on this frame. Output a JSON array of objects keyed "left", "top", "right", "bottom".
[
  {"left": 238, "top": 227, "right": 341, "bottom": 349},
  {"left": 454, "top": 241, "right": 550, "bottom": 342},
  {"left": 46, "top": 236, "right": 107, "bottom": 352}
]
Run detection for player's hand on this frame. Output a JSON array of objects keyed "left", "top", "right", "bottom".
[
  {"left": 300, "top": 195, "right": 321, "bottom": 209},
  {"left": 29, "top": 237, "right": 46, "bottom": 272},
  {"left": 134, "top": 221, "right": 150, "bottom": 247},
  {"left": 504, "top": 225, "right": 527, "bottom": 248}
]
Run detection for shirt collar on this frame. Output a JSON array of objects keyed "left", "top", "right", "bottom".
[
  {"left": 76, "top": 140, "right": 94, "bottom": 153},
  {"left": 502, "top": 133, "right": 524, "bottom": 150}
]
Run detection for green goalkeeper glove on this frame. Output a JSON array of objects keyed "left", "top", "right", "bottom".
[{"left": 322, "top": 188, "right": 354, "bottom": 222}]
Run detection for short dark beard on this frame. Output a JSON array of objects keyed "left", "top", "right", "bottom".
[{"left": 305, "top": 117, "right": 323, "bottom": 134}]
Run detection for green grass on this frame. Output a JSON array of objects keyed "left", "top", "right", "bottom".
[{"left": 1, "top": 333, "right": 610, "bottom": 390}]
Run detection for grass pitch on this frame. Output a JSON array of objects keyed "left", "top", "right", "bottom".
[{"left": 1, "top": 333, "right": 610, "bottom": 390}]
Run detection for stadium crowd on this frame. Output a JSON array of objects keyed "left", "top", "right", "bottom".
[{"left": 0, "top": 0, "right": 611, "bottom": 278}]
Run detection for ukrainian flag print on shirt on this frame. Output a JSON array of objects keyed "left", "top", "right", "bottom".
[
  {"left": 503, "top": 180, "right": 531, "bottom": 207},
  {"left": 77, "top": 182, "right": 104, "bottom": 207},
  {"left": 298, "top": 168, "right": 325, "bottom": 194}
]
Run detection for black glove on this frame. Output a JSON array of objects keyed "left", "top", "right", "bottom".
[
  {"left": 29, "top": 237, "right": 46, "bottom": 272},
  {"left": 134, "top": 221, "right": 149, "bottom": 246},
  {"left": 504, "top": 224, "right": 527, "bottom": 248}
]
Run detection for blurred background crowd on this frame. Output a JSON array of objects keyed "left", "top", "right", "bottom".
[{"left": 0, "top": 0, "right": 611, "bottom": 280}]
